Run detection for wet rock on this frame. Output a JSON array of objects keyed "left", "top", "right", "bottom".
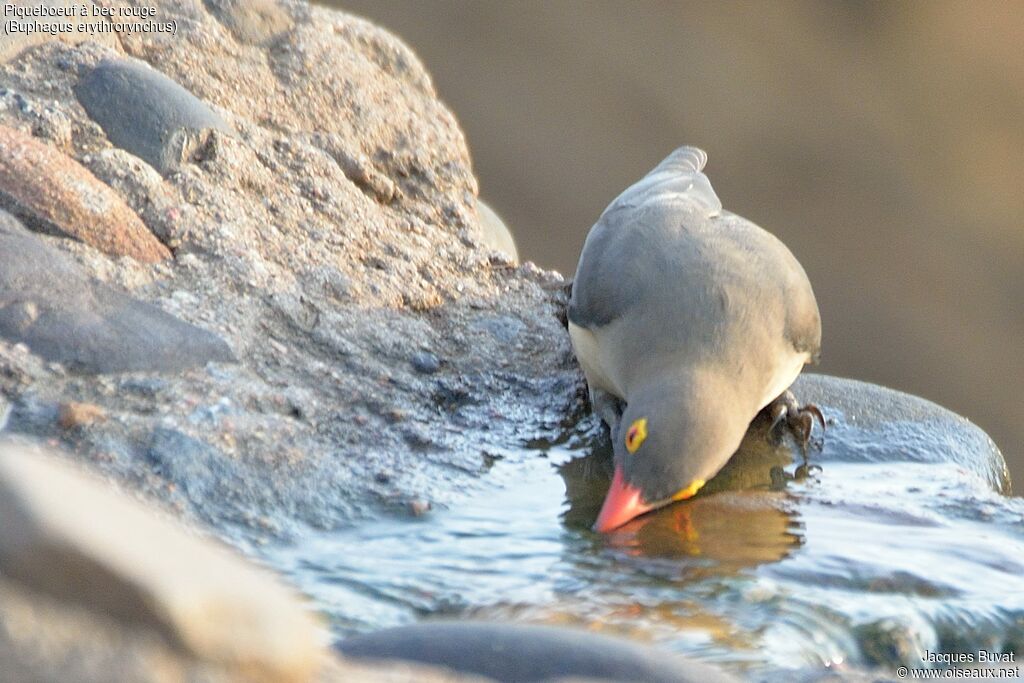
[
  {"left": 338, "top": 622, "right": 740, "bottom": 683},
  {"left": 689, "top": 373, "right": 1010, "bottom": 498},
  {"left": 791, "top": 373, "right": 1009, "bottom": 492},
  {"left": 75, "top": 58, "right": 232, "bottom": 176},
  {"left": 0, "top": 1, "right": 120, "bottom": 63},
  {"left": 0, "top": 440, "right": 323, "bottom": 681},
  {"left": 146, "top": 427, "right": 241, "bottom": 510},
  {"left": 411, "top": 350, "right": 441, "bottom": 374},
  {"left": 0, "top": 125, "right": 170, "bottom": 262},
  {"left": 0, "top": 211, "right": 234, "bottom": 373}
]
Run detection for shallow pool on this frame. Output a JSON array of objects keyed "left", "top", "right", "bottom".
[{"left": 268, "top": 405, "right": 1024, "bottom": 679}]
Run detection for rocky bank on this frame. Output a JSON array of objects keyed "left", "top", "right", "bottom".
[
  {"left": 0, "top": 0, "right": 574, "bottom": 679},
  {"left": 0, "top": 0, "right": 576, "bottom": 543}
]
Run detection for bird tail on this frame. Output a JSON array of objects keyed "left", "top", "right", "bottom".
[
  {"left": 602, "top": 146, "right": 722, "bottom": 218},
  {"left": 654, "top": 146, "right": 708, "bottom": 175}
]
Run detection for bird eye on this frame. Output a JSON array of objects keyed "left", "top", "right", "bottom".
[{"left": 624, "top": 417, "right": 648, "bottom": 453}]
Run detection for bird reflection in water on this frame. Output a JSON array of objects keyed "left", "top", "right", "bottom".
[{"left": 559, "top": 409, "right": 817, "bottom": 571}]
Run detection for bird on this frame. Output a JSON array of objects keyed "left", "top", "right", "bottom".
[{"left": 567, "top": 147, "right": 822, "bottom": 532}]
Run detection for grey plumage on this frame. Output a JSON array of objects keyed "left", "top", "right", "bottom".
[{"left": 569, "top": 146, "right": 820, "bottom": 505}]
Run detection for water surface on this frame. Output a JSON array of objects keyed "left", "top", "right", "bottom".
[{"left": 269, "top": 403, "right": 1024, "bottom": 679}]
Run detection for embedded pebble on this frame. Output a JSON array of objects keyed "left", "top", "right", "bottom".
[
  {"left": 0, "top": 211, "right": 234, "bottom": 374},
  {"left": 57, "top": 402, "right": 107, "bottom": 430},
  {"left": 75, "top": 58, "right": 232, "bottom": 176},
  {"left": 411, "top": 351, "right": 441, "bottom": 374},
  {"left": 0, "top": 125, "right": 169, "bottom": 263}
]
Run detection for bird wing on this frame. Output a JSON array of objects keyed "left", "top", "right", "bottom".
[{"left": 569, "top": 146, "right": 721, "bottom": 329}]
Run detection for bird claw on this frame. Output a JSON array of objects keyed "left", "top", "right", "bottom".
[{"left": 767, "top": 390, "right": 826, "bottom": 452}]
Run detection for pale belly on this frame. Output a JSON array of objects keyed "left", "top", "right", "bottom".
[
  {"left": 567, "top": 321, "right": 627, "bottom": 398},
  {"left": 569, "top": 320, "right": 809, "bottom": 414},
  {"left": 756, "top": 351, "right": 809, "bottom": 413}
]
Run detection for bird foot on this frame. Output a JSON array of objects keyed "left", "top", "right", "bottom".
[
  {"left": 769, "top": 461, "right": 824, "bottom": 490},
  {"left": 766, "top": 390, "right": 825, "bottom": 452}
]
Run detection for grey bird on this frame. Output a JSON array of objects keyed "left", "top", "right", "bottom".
[{"left": 568, "top": 147, "right": 822, "bottom": 532}]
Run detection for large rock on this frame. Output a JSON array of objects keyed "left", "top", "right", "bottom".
[
  {"left": 691, "top": 372, "right": 1010, "bottom": 497},
  {"left": 0, "top": 439, "right": 323, "bottom": 681},
  {"left": 0, "top": 211, "right": 234, "bottom": 374},
  {"left": 0, "top": 124, "right": 169, "bottom": 262},
  {"left": 792, "top": 373, "right": 1009, "bottom": 491},
  {"left": 339, "top": 622, "right": 739, "bottom": 683},
  {"left": 0, "top": 2, "right": 1018, "bottom": 681}
]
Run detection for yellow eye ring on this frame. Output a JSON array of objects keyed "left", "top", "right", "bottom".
[{"left": 625, "top": 418, "right": 648, "bottom": 454}]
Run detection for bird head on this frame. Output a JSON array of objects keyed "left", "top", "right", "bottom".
[{"left": 593, "top": 380, "right": 742, "bottom": 532}]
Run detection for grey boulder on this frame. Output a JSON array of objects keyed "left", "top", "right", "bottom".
[
  {"left": 0, "top": 211, "right": 234, "bottom": 373},
  {"left": 338, "top": 621, "right": 739, "bottom": 683}
]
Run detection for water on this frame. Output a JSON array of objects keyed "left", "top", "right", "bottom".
[{"left": 268, "top": 412, "right": 1024, "bottom": 679}]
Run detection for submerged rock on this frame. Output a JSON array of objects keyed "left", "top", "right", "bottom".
[
  {"left": 0, "top": 211, "right": 234, "bottom": 373},
  {"left": 339, "top": 622, "right": 739, "bottom": 683}
]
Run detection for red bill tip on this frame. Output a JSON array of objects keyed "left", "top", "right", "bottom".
[{"left": 593, "top": 465, "right": 654, "bottom": 532}]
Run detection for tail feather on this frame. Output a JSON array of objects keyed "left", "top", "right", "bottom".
[{"left": 602, "top": 146, "right": 721, "bottom": 218}]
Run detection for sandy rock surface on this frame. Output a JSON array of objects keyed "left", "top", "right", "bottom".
[{"left": 0, "top": 0, "right": 578, "bottom": 549}]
